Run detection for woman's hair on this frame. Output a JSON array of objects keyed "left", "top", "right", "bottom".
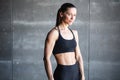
[{"left": 55, "top": 3, "right": 76, "bottom": 26}]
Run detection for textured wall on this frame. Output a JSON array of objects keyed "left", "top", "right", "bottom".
[
  {"left": 0, "top": 0, "right": 120, "bottom": 80},
  {"left": 90, "top": 0, "right": 120, "bottom": 80},
  {"left": 0, "top": 0, "right": 12, "bottom": 80}
]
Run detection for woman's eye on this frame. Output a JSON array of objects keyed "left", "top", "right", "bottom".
[
  {"left": 65, "top": 12, "right": 70, "bottom": 15},
  {"left": 74, "top": 14, "right": 76, "bottom": 16}
]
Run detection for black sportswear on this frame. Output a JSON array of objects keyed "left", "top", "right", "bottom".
[{"left": 53, "top": 27, "right": 76, "bottom": 54}]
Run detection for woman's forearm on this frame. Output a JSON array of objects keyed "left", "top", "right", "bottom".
[
  {"left": 44, "top": 58, "right": 54, "bottom": 80},
  {"left": 78, "top": 57, "right": 84, "bottom": 76},
  {"left": 76, "top": 54, "right": 85, "bottom": 77}
]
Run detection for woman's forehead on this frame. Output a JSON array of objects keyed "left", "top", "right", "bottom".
[{"left": 66, "top": 8, "right": 77, "bottom": 13}]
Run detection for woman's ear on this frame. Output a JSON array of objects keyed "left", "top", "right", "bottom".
[{"left": 60, "top": 12, "right": 63, "bottom": 18}]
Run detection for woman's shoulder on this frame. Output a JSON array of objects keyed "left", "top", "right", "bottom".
[
  {"left": 48, "top": 27, "right": 59, "bottom": 35},
  {"left": 46, "top": 27, "right": 59, "bottom": 39},
  {"left": 71, "top": 29, "right": 79, "bottom": 40},
  {"left": 71, "top": 29, "right": 78, "bottom": 35}
]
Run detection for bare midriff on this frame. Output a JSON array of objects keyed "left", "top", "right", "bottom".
[{"left": 54, "top": 52, "right": 76, "bottom": 65}]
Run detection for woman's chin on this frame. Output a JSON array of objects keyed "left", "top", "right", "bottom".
[{"left": 68, "top": 22, "right": 73, "bottom": 26}]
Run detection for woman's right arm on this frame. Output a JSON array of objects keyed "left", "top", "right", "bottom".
[{"left": 43, "top": 29, "right": 58, "bottom": 80}]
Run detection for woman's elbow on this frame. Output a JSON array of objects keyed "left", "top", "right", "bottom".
[{"left": 43, "top": 56, "right": 51, "bottom": 63}]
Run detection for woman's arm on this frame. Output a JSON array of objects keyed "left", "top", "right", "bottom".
[
  {"left": 43, "top": 29, "right": 58, "bottom": 80},
  {"left": 74, "top": 30, "right": 85, "bottom": 80}
]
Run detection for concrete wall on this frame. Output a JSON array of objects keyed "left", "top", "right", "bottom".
[{"left": 0, "top": 0, "right": 120, "bottom": 80}]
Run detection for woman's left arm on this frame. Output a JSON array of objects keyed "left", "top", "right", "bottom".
[{"left": 73, "top": 30, "right": 85, "bottom": 80}]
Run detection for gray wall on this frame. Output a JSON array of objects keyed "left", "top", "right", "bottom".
[{"left": 0, "top": 0, "right": 120, "bottom": 80}]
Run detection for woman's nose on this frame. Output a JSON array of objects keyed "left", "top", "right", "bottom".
[{"left": 71, "top": 16, "right": 73, "bottom": 20}]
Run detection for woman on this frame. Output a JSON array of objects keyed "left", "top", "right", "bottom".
[{"left": 43, "top": 3, "right": 85, "bottom": 80}]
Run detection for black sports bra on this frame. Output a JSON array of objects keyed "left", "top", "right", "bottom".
[{"left": 53, "top": 27, "right": 77, "bottom": 54}]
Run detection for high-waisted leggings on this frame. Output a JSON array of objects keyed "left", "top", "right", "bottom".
[{"left": 53, "top": 62, "right": 81, "bottom": 80}]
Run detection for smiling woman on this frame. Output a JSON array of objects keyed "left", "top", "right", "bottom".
[{"left": 43, "top": 3, "right": 85, "bottom": 80}]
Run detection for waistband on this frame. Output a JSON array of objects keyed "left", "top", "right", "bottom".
[{"left": 56, "top": 62, "right": 79, "bottom": 71}]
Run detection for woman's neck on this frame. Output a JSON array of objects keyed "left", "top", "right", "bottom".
[{"left": 59, "top": 23, "right": 69, "bottom": 30}]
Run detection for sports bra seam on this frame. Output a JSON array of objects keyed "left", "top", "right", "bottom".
[{"left": 53, "top": 51, "right": 75, "bottom": 54}]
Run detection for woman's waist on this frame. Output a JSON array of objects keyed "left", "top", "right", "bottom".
[
  {"left": 57, "top": 60, "right": 77, "bottom": 66},
  {"left": 55, "top": 52, "right": 76, "bottom": 65},
  {"left": 56, "top": 61, "right": 79, "bottom": 71}
]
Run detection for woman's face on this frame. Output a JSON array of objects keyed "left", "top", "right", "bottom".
[{"left": 61, "top": 7, "right": 77, "bottom": 25}]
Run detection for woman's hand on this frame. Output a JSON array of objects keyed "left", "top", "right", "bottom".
[
  {"left": 48, "top": 78, "right": 54, "bottom": 80},
  {"left": 81, "top": 75, "right": 85, "bottom": 80}
]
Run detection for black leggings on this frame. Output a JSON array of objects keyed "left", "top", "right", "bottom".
[{"left": 53, "top": 62, "right": 81, "bottom": 80}]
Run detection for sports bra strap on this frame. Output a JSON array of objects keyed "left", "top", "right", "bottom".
[
  {"left": 69, "top": 28, "right": 75, "bottom": 39},
  {"left": 57, "top": 26, "right": 60, "bottom": 34}
]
